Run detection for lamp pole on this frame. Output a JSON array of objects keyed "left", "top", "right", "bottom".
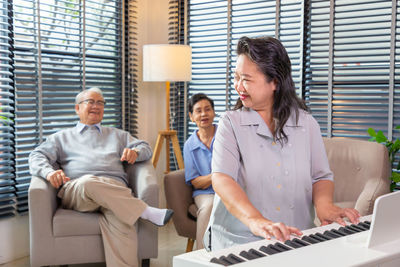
[{"left": 142, "top": 44, "right": 191, "bottom": 172}]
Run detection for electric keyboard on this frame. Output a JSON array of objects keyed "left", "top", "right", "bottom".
[{"left": 173, "top": 215, "right": 400, "bottom": 267}]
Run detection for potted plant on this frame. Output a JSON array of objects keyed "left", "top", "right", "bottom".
[{"left": 367, "top": 127, "right": 400, "bottom": 191}]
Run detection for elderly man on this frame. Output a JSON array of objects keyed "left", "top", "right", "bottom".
[{"left": 29, "top": 87, "right": 173, "bottom": 267}]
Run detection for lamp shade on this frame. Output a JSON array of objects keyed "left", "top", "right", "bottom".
[{"left": 143, "top": 44, "right": 192, "bottom": 82}]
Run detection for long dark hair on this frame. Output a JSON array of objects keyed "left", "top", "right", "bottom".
[{"left": 234, "top": 36, "right": 308, "bottom": 143}]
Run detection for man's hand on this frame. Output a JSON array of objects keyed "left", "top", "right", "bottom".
[
  {"left": 120, "top": 148, "right": 138, "bottom": 164},
  {"left": 46, "top": 170, "right": 70, "bottom": 189}
]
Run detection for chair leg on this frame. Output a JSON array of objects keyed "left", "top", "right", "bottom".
[
  {"left": 186, "top": 238, "right": 195, "bottom": 252},
  {"left": 141, "top": 258, "right": 150, "bottom": 267}
]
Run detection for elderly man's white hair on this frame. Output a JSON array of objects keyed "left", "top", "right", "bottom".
[{"left": 75, "top": 87, "right": 104, "bottom": 104}]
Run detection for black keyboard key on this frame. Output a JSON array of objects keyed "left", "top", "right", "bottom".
[
  {"left": 220, "top": 256, "right": 236, "bottom": 265},
  {"left": 226, "top": 253, "right": 245, "bottom": 264},
  {"left": 358, "top": 222, "right": 370, "bottom": 230},
  {"left": 239, "top": 250, "right": 256, "bottom": 260},
  {"left": 210, "top": 257, "right": 227, "bottom": 266},
  {"left": 331, "top": 229, "right": 347, "bottom": 237},
  {"left": 364, "top": 221, "right": 371, "bottom": 226},
  {"left": 249, "top": 248, "right": 265, "bottom": 258},
  {"left": 284, "top": 240, "right": 302, "bottom": 248},
  {"left": 352, "top": 224, "right": 367, "bottom": 231},
  {"left": 301, "top": 235, "right": 320, "bottom": 244},
  {"left": 353, "top": 223, "right": 369, "bottom": 231},
  {"left": 346, "top": 225, "right": 363, "bottom": 233},
  {"left": 239, "top": 249, "right": 265, "bottom": 260},
  {"left": 309, "top": 234, "right": 327, "bottom": 242},
  {"left": 323, "top": 230, "right": 341, "bottom": 239},
  {"left": 293, "top": 238, "right": 310, "bottom": 246},
  {"left": 315, "top": 232, "right": 333, "bottom": 240},
  {"left": 274, "top": 242, "right": 292, "bottom": 251},
  {"left": 260, "top": 245, "right": 280, "bottom": 255},
  {"left": 339, "top": 226, "right": 357, "bottom": 235}
]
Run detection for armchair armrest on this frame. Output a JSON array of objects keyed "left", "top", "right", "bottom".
[
  {"left": 164, "top": 169, "right": 196, "bottom": 239},
  {"left": 28, "top": 176, "right": 58, "bottom": 235},
  {"left": 125, "top": 159, "right": 159, "bottom": 208},
  {"left": 28, "top": 176, "right": 58, "bottom": 263},
  {"left": 356, "top": 174, "right": 391, "bottom": 216},
  {"left": 125, "top": 159, "right": 159, "bottom": 260}
]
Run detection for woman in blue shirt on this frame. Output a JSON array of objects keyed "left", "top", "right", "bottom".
[{"left": 183, "top": 93, "right": 216, "bottom": 249}]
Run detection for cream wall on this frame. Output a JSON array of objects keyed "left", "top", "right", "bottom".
[
  {"left": 0, "top": 215, "right": 29, "bottom": 264},
  {"left": 0, "top": 0, "right": 170, "bottom": 264}
]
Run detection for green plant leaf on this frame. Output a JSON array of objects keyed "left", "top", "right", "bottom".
[
  {"left": 367, "top": 128, "right": 377, "bottom": 137},
  {"left": 375, "top": 130, "right": 388, "bottom": 143},
  {"left": 0, "top": 116, "right": 10, "bottom": 125},
  {"left": 393, "top": 139, "right": 400, "bottom": 150},
  {"left": 396, "top": 125, "right": 400, "bottom": 130},
  {"left": 390, "top": 183, "right": 397, "bottom": 192},
  {"left": 391, "top": 172, "right": 400, "bottom": 183}
]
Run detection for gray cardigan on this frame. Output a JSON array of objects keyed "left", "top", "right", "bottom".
[{"left": 29, "top": 124, "right": 152, "bottom": 184}]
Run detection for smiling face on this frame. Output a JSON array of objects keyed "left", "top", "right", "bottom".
[
  {"left": 189, "top": 99, "right": 215, "bottom": 129},
  {"left": 75, "top": 91, "right": 104, "bottom": 125},
  {"left": 234, "top": 54, "right": 277, "bottom": 112}
]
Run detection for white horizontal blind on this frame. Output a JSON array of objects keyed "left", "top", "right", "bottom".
[
  {"left": 126, "top": 0, "right": 138, "bottom": 136},
  {"left": 304, "top": 0, "right": 330, "bottom": 134},
  {"left": 12, "top": 0, "right": 122, "bottom": 214},
  {"left": 305, "top": 0, "right": 393, "bottom": 138},
  {"left": 187, "top": 0, "right": 303, "bottom": 137},
  {"left": 188, "top": 0, "right": 228, "bottom": 134},
  {"left": 392, "top": 0, "right": 400, "bottom": 138},
  {"left": 279, "top": 0, "right": 303, "bottom": 95},
  {"left": 168, "top": 0, "right": 186, "bottom": 170},
  {"left": 228, "top": 0, "right": 277, "bottom": 107},
  {"left": 0, "top": 0, "right": 15, "bottom": 219},
  {"left": 85, "top": 0, "right": 123, "bottom": 127}
]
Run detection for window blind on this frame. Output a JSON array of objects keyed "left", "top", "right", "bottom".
[
  {"left": 188, "top": 0, "right": 228, "bottom": 135},
  {"left": 168, "top": 0, "right": 186, "bottom": 171},
  {"left": 395, "top": 0, "right": 400, "bottom": 137},
  {"left": 228, "top": 0, "right": 277, "bottom": 107},
  {"left": 181, "top": 0, "right": 400, "bottom": 190},
  {"left": 12, "top": 0, "right": 123, "bottom": 214},
  {"left": 0, "top": 0, "right": 15, "bottom": 219},
  {"left": 125, "top": 0, "right": 138, "bottom": 136},
  {"left": 187, "top": 0, "right": 303, "bottom": 137},
  {"left": 185, "top": 0, "right": 398, "bottom": 140},
  {"left": 304, "top": 0, "right": 393, "bottom": 138},
  {"left": 303, "top": 0, "right": 331, "bottom": 134}
]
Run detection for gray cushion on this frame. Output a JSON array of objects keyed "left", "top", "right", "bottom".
[{"left": 53, "top": 208, "right": 101, "bottom": 237}]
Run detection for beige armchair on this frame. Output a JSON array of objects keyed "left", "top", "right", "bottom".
[
  {"left": 28, "top": 160, "right": 159, "bottom": 267},
  {"left": 323, "top": 137, "right": 391, "bottom": 216},
  {"left": 164, "top": 169, "right": 197, "bottom": 252}
]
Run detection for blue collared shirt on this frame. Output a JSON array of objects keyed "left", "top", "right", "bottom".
[
  {"left": 183, "top": 125, "right": 216, "bottom": 197},
  {"left": 76, "top": 122, "right": 102, "bottom": 134}
]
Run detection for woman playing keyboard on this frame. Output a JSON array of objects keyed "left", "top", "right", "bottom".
[{"left": 206, "top": 36, "right": 361, "bottom": 251}]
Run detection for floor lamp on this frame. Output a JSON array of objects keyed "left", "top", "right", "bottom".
[{"left": 143, "top": 44, "right": 192, "bottom": 172}]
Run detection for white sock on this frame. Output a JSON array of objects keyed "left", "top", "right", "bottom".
[{"left": 140, "top": 206, "right": 168, "bottom": 226}]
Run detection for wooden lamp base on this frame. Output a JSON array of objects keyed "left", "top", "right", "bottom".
[{"left": 152, "top": 129, "right": 184, "bottom": 172}]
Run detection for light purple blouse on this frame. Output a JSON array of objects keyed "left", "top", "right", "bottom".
[{"left": 207, "top": 108, "right": 333, "bottom": 251}]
